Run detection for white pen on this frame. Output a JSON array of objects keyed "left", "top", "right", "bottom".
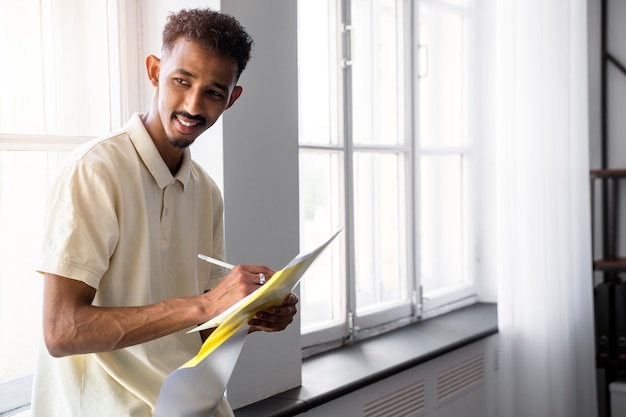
[
  {"left": 198, "top": 254, "right": 266, "bottom": 285},
  {"left": 197, "top": 254, "right": 236, "bottom": 270}
]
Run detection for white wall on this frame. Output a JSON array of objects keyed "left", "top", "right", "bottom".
[
  {"left": 588, "top": 0, "right": 626, "bottom": 262},
  {"left": 221, "top": 0, "right": 302, "bottom": 408},
  {"left": 605, "top": 0, "right": 626, "bottom": 170},
  {"left": 589, "top": 0, "right": 626, "bottom": 171},
  {"left": 588, "top": 0, "right": 602, "bottom": 170}
]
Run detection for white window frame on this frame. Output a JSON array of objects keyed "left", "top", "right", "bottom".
[
  {"left": 299, "top": 0, "right": 479, "bottom": 355},
  {"left": 416, "top": 0, "right": 478, "bottom": 319}
]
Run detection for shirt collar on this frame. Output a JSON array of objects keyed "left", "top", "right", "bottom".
[{"left": 126, "top": 113, "right": 191, "bottom": 190}]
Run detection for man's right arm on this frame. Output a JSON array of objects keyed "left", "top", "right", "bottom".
[{"left": 42, "top": 267, "right": 271, "bottom": 357}]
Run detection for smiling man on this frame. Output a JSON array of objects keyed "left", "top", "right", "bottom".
[{"left": 32, "top": 8, "right": 298, "bottom": 417}]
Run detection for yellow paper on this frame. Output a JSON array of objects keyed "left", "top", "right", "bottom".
[{"left": 182, "top": 229, "right": 342, "bottom": 368}]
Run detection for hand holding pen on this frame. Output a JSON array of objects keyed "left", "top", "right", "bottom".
[
  {"left": 198, "top": 254, "right": 266, "bottom": 285},
  {"left": 197, "top": 254, "right": 298, "bottom": 332}
]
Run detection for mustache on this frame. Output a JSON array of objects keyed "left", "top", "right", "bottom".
[{"left": 173, "top": 111, "right": 206, "bottom": 125}]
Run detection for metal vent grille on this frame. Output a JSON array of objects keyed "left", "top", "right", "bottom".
[
  {"left": 494, "top": 345, "right": 500, "bottom": 372},
  {"left": 436, "top": 353, "right": 485, "bottom": 404},
  {"left": 363, "top": 381, "right": 425, "bottom": 417}
]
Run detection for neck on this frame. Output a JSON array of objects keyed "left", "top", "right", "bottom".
[{"left": 141, "top": 111, "right": 184, "bottom": 175}]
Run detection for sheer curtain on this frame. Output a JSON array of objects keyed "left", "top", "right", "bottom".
[{"left": 492, "top": 0, "right": 597, "bottom": 416}]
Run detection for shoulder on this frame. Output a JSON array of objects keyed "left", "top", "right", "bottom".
[
  {"left": 190, "top": 160, "right": 222, "bottom": 195},
  {"left": 188, "top": 160, "right": 225, "bottom": 216},
  {"left": 70, "top": 129, "right": 134, "bottom": 166},
  {"left": 48, "top": 131, "right": 139, "bottom": 204},
  {"left": 61, "top": 128, "right": 140, "bottom": 181}
]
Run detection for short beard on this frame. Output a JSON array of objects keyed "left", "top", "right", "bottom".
[{"left": 169, "top": 138, "right": 194, "bottom": 149}]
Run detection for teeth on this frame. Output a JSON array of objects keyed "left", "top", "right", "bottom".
[{"left": 177, "top": 117, "right": 198, "bottom": 127}]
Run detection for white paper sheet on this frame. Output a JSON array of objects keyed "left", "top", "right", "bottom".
[{"left": 153, "top": 325, "right": 249, "bottom": 417}]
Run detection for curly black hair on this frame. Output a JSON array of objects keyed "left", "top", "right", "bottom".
[{"left": 162, "top": 8, "right": 253, "bottom": 78}]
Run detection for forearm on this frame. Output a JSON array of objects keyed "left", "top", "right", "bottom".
[
  {"left": 43, "top": 265, "right": 275, "bottom": 357},
  {"left": 45, "top": 297, "right": 209, "bottom": 357}
]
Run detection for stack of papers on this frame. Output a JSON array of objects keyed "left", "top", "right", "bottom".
[{"left": 153, "top": 229, "right": 341, "bottom": 417}]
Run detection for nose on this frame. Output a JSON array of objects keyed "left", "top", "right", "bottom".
[{"left": 183, "top": 87, "right": 204, "bottom": 117}]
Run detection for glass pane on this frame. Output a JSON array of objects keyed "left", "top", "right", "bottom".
[
  {"left": 0, "top": 0, "right": 46, "bottom": 134},
  {"left": 352, "top": 0, "right": 405, "bottom": 146},
  {"left": 0, "top": 0, "right": 111, "bottom": 136},
  {"left": 0, "top": 150, "right": 69, "bottom": 383},
  {"left": 297, "top": 0, "right": 340, "bottom": 146},
  {"left": 354, "top": 152, "right": 408, "bottom": 311},
  {"left": 418, "top": 4, "right": 467, "bottom": 148},
  {"left": 429, "top": 0, "right": 468, "bottom": 7},
  {"left": 299, "top": 151, "right": 344, "bottom": 328},
  {"left": 419, "top": 155, "right": 465, "bottom": 293}
]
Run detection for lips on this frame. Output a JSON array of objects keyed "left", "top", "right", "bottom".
[
  {"left": 173, "top": 113, "right": 205, "bottom": 135},
  {"left": 177, "top": 117, "right": 199, "bottom": 127}
]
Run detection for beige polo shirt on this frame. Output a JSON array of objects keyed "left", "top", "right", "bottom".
[{"left": 33, "top": 114, "right": 232, "bottom": 416}]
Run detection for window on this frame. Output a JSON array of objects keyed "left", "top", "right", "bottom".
[
  {"left": 0, "top": 0, "right": 126, "bottom": 412},
  {"left": 298, "top": 0, "right": 478, "bottom": 353},
  {"left": 416, "top": 0, "right": 476, "bottom": 315}
]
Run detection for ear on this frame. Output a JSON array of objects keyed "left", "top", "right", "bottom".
[
  {"left": 226, "top": 86, "right": 243, "bottom": 109},
  {"left": 145, "top": 55, "right": 161, "bottom": 87}
]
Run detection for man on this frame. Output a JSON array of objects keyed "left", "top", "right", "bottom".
[{"left": 32, "top": 8, "right": 298, "bottom": 417}]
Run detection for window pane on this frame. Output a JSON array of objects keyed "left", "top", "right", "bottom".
[
  {"left": 0, "top": 0, "right": 114, "bottom": 391},
  {"left": 432, "top": 0, "right": 468, "bottom": 7},
  {"left": 418, "top": 4, "right": 467, "bottom": 148},
  {"left": 299, "top": 151, "right": 345, "bottom": 328},
  {"left": 0, "top": 0, "right": 46, "bottom": 134},
  {"left": 419, "top": 155, "right": 466, "bottom": 293},
  {"left": 297, "top": 0, "right": 340, "bottom": 146},
  {"left": 0, "top": 0, "right": 111, "bottom": 136},
  {"left": 352, "top": 0, "right": 405, "bottom": 146},
  {"left": 354, "top": 152, "right": 408, "bottom": 311},
  {"left": 0, "top": 150, "right": 68, "bottom": 383}
]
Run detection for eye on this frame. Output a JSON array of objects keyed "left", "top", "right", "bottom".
[
  {"left": 174, "top": 78, "right": 189, "bottom": 86},
  {"left": 206, "top": 90, "right": 223, "bottom": 98}
]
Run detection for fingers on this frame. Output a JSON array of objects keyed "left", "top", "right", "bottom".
[
  {"left": 248, "top": 311, "right": 294, "bottom": 332},
  {"left": 231, "top": 264, "right": 275, "bottom": 286},
  {"left": 205, "top": 265, "right": 276, "bottom": 317},
  {"left": 248, "top": 292, "right": 299, "bottom": 332},
  {"left": 283, "top": 292, "right": 299, "bottom": 306},
  {"left": 211, "top": 265, "right": 298, "bottom": 333}
]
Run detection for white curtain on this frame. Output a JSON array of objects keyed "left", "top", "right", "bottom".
[{"left": 493, "top": 0, "right": 597, "bottom": 416}]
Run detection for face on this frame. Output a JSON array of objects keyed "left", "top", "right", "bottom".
[{"left": 145, "top": 37, "right": 242, "bottom": 152}]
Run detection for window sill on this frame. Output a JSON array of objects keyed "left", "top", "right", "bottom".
[{"left": 234, "top": 302, "right": 498, "bottom": 417}]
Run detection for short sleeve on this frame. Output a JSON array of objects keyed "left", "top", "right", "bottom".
[{"left": 38, "top": 159, "right": 120, "bottom": 289}]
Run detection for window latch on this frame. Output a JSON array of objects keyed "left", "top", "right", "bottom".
[
  {"left": 342, "top": 24, "right": 353, "bottom": 68},
  {"left": 414, "top": 285, "right": 428, "bottom": 318},
  {"left": 418, "top": 44, "right": 429, "bottom": 78}
]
